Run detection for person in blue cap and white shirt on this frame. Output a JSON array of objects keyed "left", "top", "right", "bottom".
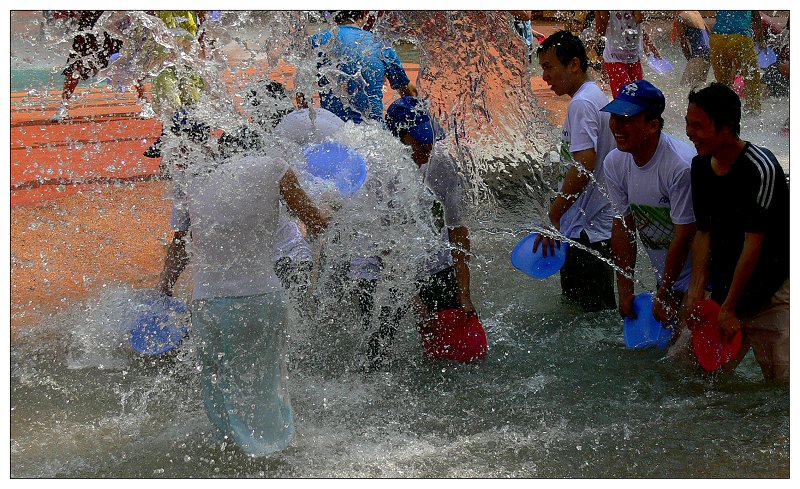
[
  {"left": 600, "top": 79, "right": 697, "bottom": 332},
  {"left": 384, "top": 96, "right": 485, "bottom": 359}
]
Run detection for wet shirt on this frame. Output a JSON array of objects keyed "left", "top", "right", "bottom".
[
  {"left": 559, "top": 81, "right": 616, "bottom": 243},
  {"left": 311, "top": 25, "right": 410, "bottom": 123},
  {"left": 272, "top": 107, "right": 345, "bottom": 263},
  {"left": 420, "top": 142, "right": 468, "bottom": 274},
  {"left": 691, "top": 142, "right": 789, "bottom": 316},
  {"left": 713, "top": 11, "right": 754, "bottom": 37},
  {"left": 603, "top": 132, "right": 696, "bottom": 292},
  {"left": 170, "top": 152, "right": 289, "bottom": 300},
  {"left": 603, "top": 11, "right": 644, "bottom": 64},
  {"left": 275, "top": 108, "right": 345, "bottom": 147}
]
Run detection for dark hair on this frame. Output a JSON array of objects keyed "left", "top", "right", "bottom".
[
  {"left": 644, "top": 110, "right": 665, "bottom": 131},
  {"left": 333, "top": 10, "right": 365, "bottom": 24},
  {"left": 536, "top": 30, "right": 589, "bottom": 72},
  {"left": 218, "top": 125, "right": 263, "bottom": 159},
  {"left": 688, "top": 82, "right": 741, "bottom": 135}
]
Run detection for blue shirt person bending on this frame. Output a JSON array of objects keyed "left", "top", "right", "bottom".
[{"left": 311, "top": 10, "right": 417, "bottom": 123}]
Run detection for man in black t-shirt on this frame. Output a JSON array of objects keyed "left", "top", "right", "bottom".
[{"left": 684, "top": 83, "right": 789, "bottom": 382}]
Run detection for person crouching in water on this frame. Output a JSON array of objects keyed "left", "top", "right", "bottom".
[
  {"left": 384, "top": 96, "right": 487, "bottom": 364},
  {"left": 157, "top": 82, "right": 328, "bottom": 456}
]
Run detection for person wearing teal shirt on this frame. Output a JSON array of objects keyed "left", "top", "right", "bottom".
[{"left": 709, "top": 11, "right": 764, "bottom": 112}]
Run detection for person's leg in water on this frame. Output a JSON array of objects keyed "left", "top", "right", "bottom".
[
  {"left": 358, "top": 279, "right": 408, "bottom": 370},
  {"left": 51, "top": 73, "right": 80, "bottom": 121},
  {"left": 192, "top": 291, "right": 295, "bottom": 455},
  {"left": 559, "top": 231, "right": 616, "bottom": 312}
]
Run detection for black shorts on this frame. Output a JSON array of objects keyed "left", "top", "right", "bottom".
[
  {"left": 560, "top": 231, "right": 616, "bottom": 311},
  {"left": 416, "top": 266, "right": 461, "bottom": 314}
]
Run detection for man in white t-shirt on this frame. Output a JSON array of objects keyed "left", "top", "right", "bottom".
[
  {"left": 384, "top": 96, "right": 487, "bottom": 364},
  {"left": 156, "top": 80, "right": 328, "bottom": 457},
  {"left": 535, "top": 30, "right": 617, "bottom": 312},
  {"left": 600, "top": 79, "right": 697, "bottom": 326}
]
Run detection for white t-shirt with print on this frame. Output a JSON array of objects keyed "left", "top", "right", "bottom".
[
  {"left": 170, "top": 152, "right": 289, "bottom": 300},
  {"left": 603, "top": 132, "right": 696, "bottom": 292},
  {"left": 602, "top": 10, "right": 645, "bottom": 64},
  {"left": 559, "top": 81, "right": 616, "bottom": 243}
]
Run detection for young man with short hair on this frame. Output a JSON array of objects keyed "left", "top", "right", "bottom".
[
  {"left": 684, "top": 82, "right": 789, "bottom": 382},
  {"left": 535, "top": 30, "right": 617, "bottom": 312}
]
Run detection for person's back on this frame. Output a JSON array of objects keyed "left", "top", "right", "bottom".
[
  {"left": 184, "top": 151, "right": 288, "bottom": 300},
  {"left": 311, "top": 11, "right": 412, "bottom": 123}
]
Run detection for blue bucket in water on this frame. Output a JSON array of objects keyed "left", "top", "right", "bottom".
[
  {"left": 623, "top": 293, "right": 673, "bottom": 349},
  {"left": 510, "top": 232, "right": 568, "bottom": 279},
  {"left": 303, "top": 141, "right": 367, "bottom": 196},
  {"left": 129, "top": 295, "right": 189, "bottom": 356}
]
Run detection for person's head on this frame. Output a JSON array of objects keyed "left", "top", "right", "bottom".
[
  {"left": 385, "top": 96, "right": 435, "bottom": 165},
  {"left": 332, "top": 10, "right": 367, "bottom": 25},
  {"left": 685, "top": 83, "right": 741, "bottom": 156},
  {"left": 245, "top": 79, "right": 294, "bottom": 131},
  {"left": 601, "top": 80, "right": 666, "bottom": 160},
  {"left": 536, "top": 30, "right": 589, "bottom": 96}
]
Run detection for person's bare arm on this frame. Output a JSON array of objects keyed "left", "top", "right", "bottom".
[
  {"left": 510, "top": 10, "right": 533, "bottom": 21},
  {"left": 398, "top": 81, "right": 418, "bottom": 97},
  {"left": 611, "top": 215, "right": 637, "bottom": 320},
  {"left": 718, "top": 232, "right": 764, "bottom": 339},
  {"left": 595, "top": 11, "right": 610, "bottom": 36},
  {"left": 158, "top": 230, "right": 189, "bottom": 296},
  {"left": 653, "top": 222, "right": 696, "bottom": 324},
  {"left": 683, "top": 229, "right": 711, "bottom": 323},
  {"left": 448, "top": 225, "right": 475, "bottom": 314},
  {"left": 279, "top": 168, "right": 328, "bottom": 235},
  {"left": 533, "top": 148, "right": 596, "bottom": 256},
  {"left": 752, "top": 10, "right": 765, "bottom": 47}
]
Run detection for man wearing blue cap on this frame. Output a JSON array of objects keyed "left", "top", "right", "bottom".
[
  {"left": 535, "top": 30, "right": 617, "bottom": 312},
  {"left": 383, "top": 96, "right": 487, "bottom": 363},
  {"left": 600, "top": 79, "right": 697, "bottom": 332}
]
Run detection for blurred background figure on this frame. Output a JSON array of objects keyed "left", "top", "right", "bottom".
[
  {"left": 709, "top": 10, "right": 764, "bottom": 113},
  {"left": 595, "top": 11, "right": 645, "bottom": 97},
  {"left": 51, "top": 10, "right": 122, "bottom": 122},
  {"left": 672, "top": 11, "right": 711, "bottom": 86}
]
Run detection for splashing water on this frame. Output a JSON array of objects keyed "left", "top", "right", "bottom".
[{"left": 10, "top": 11, "right": 789, "bottom": 478}]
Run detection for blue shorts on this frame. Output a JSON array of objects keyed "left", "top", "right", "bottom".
[{"left": 191, "top": 289, "right": 294, "bottom": 456}]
